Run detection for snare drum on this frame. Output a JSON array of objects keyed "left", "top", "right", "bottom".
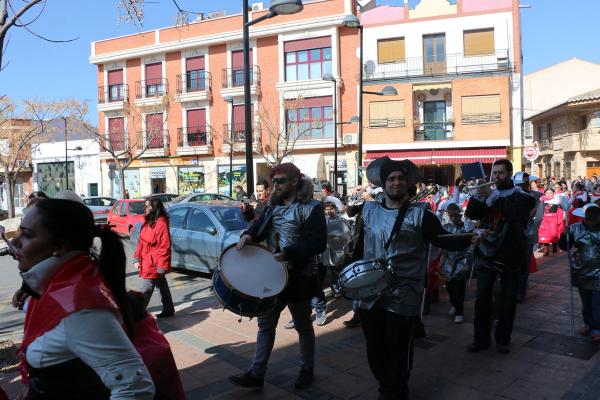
[
  {"left": 213, "top": 243, "right": 288, "bottom": 317},
  {"left": 334, "top": 259, "right": 395, "bottom": 300}
]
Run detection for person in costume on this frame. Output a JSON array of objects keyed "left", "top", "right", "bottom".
[{"left": 14, "top": 198, "right": 155, "bottom": 399}]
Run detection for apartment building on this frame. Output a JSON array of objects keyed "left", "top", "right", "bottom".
[
  {"left": 90, "top": 0, "right": 359, "bottom": 198},
  {"left": 526, "top": 89, "right": 600, "bottom": 179},
  {"left": 359, "top": 0, "right": 522, "bottom": 185}
]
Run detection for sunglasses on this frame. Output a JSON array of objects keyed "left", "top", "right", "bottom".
[{"left": 272, "top": 177, "right": 289, "bottom": 185}]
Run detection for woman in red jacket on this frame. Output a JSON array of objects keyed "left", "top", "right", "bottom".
[{"left": 134, "top": 198, "right": 174, "bottom": 318}]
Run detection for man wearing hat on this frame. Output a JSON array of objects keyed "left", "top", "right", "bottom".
[
  {"left": 513, "top": 172, "right": 544, "bottom": 303},
  {"left": 351, "top": 156, "right": 471, "bottom": 400}
]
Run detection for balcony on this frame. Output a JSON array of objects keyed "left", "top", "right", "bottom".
[
  {"left": 220, "top": 66, "right": 260, "bottom": 97},
  {"left": 414, "top": 122, "right": 453, "bottom": 141},
  {"left": 177, "top": 125, "right": 213, "bottom": 156},
  {"left": 134, "top": 78, "right": 169, "bottom": 107},
  {"left": 368, "top": 117, "right": 406, "bottom": 128},
  {"left": 175, "top": 72, "right": 212, "bottom": 103},
  {"left": 135, "top": 129, "right": 169, "bottom": 157},
  {"left": 364, "top": 50, "right": 511, "bottom": 81},
  {"left": 100, "top": 133, "right": 129, "bottom": 159},
  {"left": 221, "top": 122, "right": 261, "bottom": 152},
  {"left": 98, "top": 84, "right": 128, "bottom": 112},
  {"left": 540, "top": 138, "right": 553, "bottom": 152}
]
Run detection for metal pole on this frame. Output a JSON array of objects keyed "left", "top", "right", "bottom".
[
  {"left": 333, "top": 79, "right": 338, "bottom": 192},
  {"left": 357, "top": 26, "right": 363, "bottom": 185},
  {"left": 64, "top": 117, "right": 69, "bottom": 190},
  {"left": 229, "top": 104, "right": 234, "bottom": 197},
  {"left": 243, "top": 0, "right": 254, "bottom": 196}
]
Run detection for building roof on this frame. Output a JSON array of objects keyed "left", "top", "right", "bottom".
[{"left": 567, "top": 88, "right": 600, "bottom": 104}]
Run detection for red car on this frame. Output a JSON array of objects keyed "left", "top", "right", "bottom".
[{"left": 107, "top": 199, "right": 146, "bottom": 237}]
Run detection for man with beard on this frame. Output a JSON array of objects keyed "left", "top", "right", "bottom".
[
  {"left": 466, "top": 159, "right": 536, "bottom": 354},
  {"left": 350, "top": 157, "right": 471, "bottom": 400},
  {"left": 229, "top": 163, "right": 326, "bottom": 390}
]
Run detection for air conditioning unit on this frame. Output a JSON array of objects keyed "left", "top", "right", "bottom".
[
  {"left": 251, "top": 2, "right": 264, "bottom": 11},
  {"left": 343, "top": 133, "right": 358, "bottom": 145}
]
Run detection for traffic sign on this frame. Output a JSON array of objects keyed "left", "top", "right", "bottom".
[{"left": 523, "top": 145, "right": 540, "bottom": 162}]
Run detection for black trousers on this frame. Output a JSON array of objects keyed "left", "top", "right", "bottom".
[
  {"left": 474, "top": 268, "right": 519, "bottom": 346},
  {"left": 359, "top": 308, "right": 415, "bottom": 400},
  {"left": 446, "top": 279, "right": 466, "bottom": 316}
]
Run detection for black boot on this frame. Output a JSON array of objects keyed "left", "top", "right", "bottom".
[
  {"left": 294, "top": 367, "right": 314, "bottom": 390},
  {"left": 229, "top": 371, "right": 264, "bottom": 389}
]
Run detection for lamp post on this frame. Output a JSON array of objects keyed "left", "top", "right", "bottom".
[
  {"left": 322, "top": 73, "right": 338, "bottom": 188},
  {"left": 242, "top": 0, "right": 303, "bottom": 195},
  {"left": 224, "top": 96, "right": 234, "bottom": 196}
]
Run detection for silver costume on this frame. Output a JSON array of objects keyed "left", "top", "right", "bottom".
[
  {"left": 322, "top": 216, "right": 352, "bottom": 269},
  {"left": 569, "top": 223, "right": 600, "bottom": 290},
  {"left": 359, "top": 201, "right": 427, "bottom": 316},
  {"left": 440, "top": 222, "right": 474, "bottom": 281},
  {"left": 267, "top": 200, "right": 321, "bottom": 276}
]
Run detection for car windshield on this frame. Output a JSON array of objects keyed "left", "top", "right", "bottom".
[
  {"left": 129, "top": 202, "right": 145, "bottom": 215},
  {"left": 210, "top": 207, "right": 247, "bottom": 231},
  {"left": 170, "top": 195, "right": 187, "bottom": 204}
]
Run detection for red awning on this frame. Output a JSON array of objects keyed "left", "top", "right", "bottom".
[{"left": 365, "top": 147, "right": 507, "bottom": 165}]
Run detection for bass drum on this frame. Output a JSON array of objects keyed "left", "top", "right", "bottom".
[
  {"left": 213, "top": 243, "right": 288, "bottom": 317},
  {"left": 334, "top": 259, "right": 395, "bottom": 300}
]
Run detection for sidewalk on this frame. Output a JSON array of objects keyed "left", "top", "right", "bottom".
[{"left": 2, "top": 251, "right": 600, "bottom": 399}]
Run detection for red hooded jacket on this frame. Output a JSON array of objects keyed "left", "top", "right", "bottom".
[{"left": 134, "top": 216, "right": 172, "bottom": 279}]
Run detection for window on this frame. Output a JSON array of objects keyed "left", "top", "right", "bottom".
[
  {"left": 463, "top": 28, "right": 495, "bottom": 56},
  {"left": 129, "top": 202, "right": 145, "bottom": 215},
  {"left": 369, "top": 100, "right": 405, "bottom": 128},
  {"left": 286, "top": 97, "right": 334, "bottom": 140},
  {"left": 107, "top": 69, "right": 124, "bottom": 102},
  {"left": 284, "top": 37, "right": 332, "bottom": 81},
  {"left": 187, "top": 209, "right": 216, "bottom": 233},
  {"left": 594, "top": 111, "right": 600, "bottom": 128},
  {"left": 536, "top": 125, "right": 544, "bottom": 141},
  {"left": 546, "top": 123, "right": 553, "bottom": 142},
  {"left": 524, "top": 121, "right": 532, "bottom": 139},
  {"left": 461, "top": 94, "right": 501, "bottom": 124},
  {"left": 13, "top": 183, "right": 25, "bottom": 209},
  {"left": 145, "top": 62, "right": 163, "bottom": 96},
  {"left": 185, "top": 56, "right": 205, "bottom": 91},
  {"left": 377, "top": 38, "right": 405, "bottom": 64},
  {"left": 108, "top": 117, "right": 125, "bottom": 151},
  {"left": 169, "top": 207, "right": 189, "bottom": 229},
  {"left": 564, "top": 161, "right": 572, "bottom": 180},
  {"left": 210, "top": 207, "right": 247, "bottom": 231},
  {"left": 554, "top": 162, "right": 561, "bottom": 178},
  {"left": 231, "top": 49, "right": 253, "bottom": 87},
  {"left": 580, "top": 115, "right": 588, "bottom": 130}
]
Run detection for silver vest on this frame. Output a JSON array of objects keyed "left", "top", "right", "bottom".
[
  {"left": 359, "top": 201, "right": 427, "bottom": 316},
  {"left": 267, "top": 200, "right": 321, "bottom": 274},
  {"left": 569, "top": 223, "right": 600, "bottom": 287},
  {"left": 440, "top": 222, "right": 474, "bottom": 281},
  {"left": 322, "top": 216, "right": 352, "bottom": 268}
]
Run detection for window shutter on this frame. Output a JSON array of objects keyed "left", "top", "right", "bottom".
[
  {"left": 463, "top": 29, "right": 495, "bottom": 56},
  {"left": 377, "top": 38, "right": 405, "bottom": 63},
  {"left": 145, "top": 63, "right": 162, "bottom": 81},
  {"left": 107, "top": 69, "right": 123, "bottom": 85},
  {"left": 146, "top": 113, "right": 164, "bottom": 131},
  {"left": 461, "top": 95, "right": 501, "bottom": 124},
  {"left": 369, "top": 100, "right": 405, "bottom": 127},
  {"left": 232, "top": 49, "right": 252, "bottom": 69},
  {"left": 109, "top": 117, "right": 124, "bottom": 134},
  {"left": 186, "top": 109, "right": 206, "bottom": 128},
  {"left": 186, "top": 56, "right": 205, "bottom": 72},
  {"left": 284, "top": 36, "right": 332, "bottom": 52}
]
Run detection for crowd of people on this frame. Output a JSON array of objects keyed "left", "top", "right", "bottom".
[{"left": 1, "top": 159, "right": 599, "bottom": 399}]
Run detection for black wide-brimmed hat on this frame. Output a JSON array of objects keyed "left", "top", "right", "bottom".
[{"left": 366, "top": 156, "right": 419, "bottom": 188}]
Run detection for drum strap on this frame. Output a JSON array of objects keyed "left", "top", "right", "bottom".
[{"left": 384, "top": 202, "right": 410, "bottom": 251}]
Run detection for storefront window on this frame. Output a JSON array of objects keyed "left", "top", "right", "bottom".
[
  {"left": 218, "top": 165, "right": 246, "bottom": 197},
  {"left": 178, "top": 167, "right": 205, "bottom": 194}
]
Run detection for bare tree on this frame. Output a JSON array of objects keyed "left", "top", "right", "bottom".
[
  {"left": 78, "top": 96, "right": 173, "bottom": 199},
  {"left": 0, "top": 97, "right": 79, "bottom": 217}
]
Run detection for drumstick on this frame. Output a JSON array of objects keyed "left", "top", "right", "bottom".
[{"left": 274, "top": 232, "right": 281, "bottom": 253}]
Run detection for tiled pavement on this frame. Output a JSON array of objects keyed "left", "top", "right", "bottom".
[{"left": 3, "top": 251, "right": 600, "bottom": 399}]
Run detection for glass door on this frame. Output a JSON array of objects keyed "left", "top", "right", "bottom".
[
  {"left": 423, "top": 34, "right": 446, "bottom": 75},
  {"left": 423, "top": 101, "right": 446, "bottom": 140}
]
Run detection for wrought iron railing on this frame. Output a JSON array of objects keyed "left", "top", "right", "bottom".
[
  {"left": 135, "top": 129, "right": 169, "bottom": 149},
  {"left": 414, "top": 122, "right": 451, "bottom": 141},
  {"left": 221, "top": 66, "right": 260, "bottom": 89},
  {"left": 364, "top": 49, "right": 510, "bottom": 80},
  {"left": 222, "top": 122, "right": 261, "bottom": 144},
  {"left": 135, "top": 78, "right": 169, "bottom": 99},
  {"left": 98, "top": 84, "right": 128, "bottom": 103},
  {"left": 177, "top": 126, "right": 211, "bottom": 147},
  {"left": 176, "top": 71, "right": 212, "bottom": 94},
  {"left": 104, "top": 133, "right": 128, "bottom": 152}
]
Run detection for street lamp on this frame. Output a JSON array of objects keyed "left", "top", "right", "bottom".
[
  {"left": 224, "top": 96, "right": 234, "bottom": 196},
  {"left": 322, "top": 73, "right": 338, "bottom": 188},
  {"left": 242, "top": 0, "right": 303, "bottom": 195}
]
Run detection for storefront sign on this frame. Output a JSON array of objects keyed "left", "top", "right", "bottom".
[{"left": 523, "top": 145, "right": 540, "bottom": 162}]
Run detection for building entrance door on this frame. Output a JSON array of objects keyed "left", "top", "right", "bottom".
[
  {"left": 586, "top": 161, "right": 600, "bottom": 178},
  {"left": 151, "top": 178, "right": 166, "bottom": 194},
  {"left": 423, "top": 33, "right": 446, "bottom": 75}
]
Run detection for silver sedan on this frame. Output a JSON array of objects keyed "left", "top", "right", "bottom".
[{"left": 130, "top": 201, "right": 248, "bottom": 273}]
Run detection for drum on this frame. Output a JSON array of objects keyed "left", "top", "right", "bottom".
[
  {"left": 213, "top": 243, "right": 288, "bottom": 317},
  {"left": 334, "top": 259, "right": 395, "bottom": 300}
]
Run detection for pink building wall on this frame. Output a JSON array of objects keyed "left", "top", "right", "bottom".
[{"left": 461, "top": 0, "right": 513, "bottom": 13}]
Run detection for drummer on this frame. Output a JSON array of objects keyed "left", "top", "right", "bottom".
[
  {"left": 229, "top": 163, "right": 327, "bottom": 391},
  {"left": 350, "top": 157, "right": 471, "bottom": 400}
]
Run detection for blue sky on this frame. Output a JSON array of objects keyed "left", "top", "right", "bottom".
[{"left": 0, "top": 0, "right": 599, "bottom": 125}]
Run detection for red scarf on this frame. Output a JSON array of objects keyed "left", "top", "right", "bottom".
[{"left": 19, "top": 254, "right": 119, "bottom": 383}]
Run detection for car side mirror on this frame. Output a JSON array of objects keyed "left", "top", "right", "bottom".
[{"left": 207, "top": 227, "right": 217, "bottom": 236}]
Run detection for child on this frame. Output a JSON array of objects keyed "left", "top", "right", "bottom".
[
  {"left": 560, "top": 204, "right": 600, "bottom": 340},
  {"left": 440, "top": 202, "right": 474, "bottom": 324}
]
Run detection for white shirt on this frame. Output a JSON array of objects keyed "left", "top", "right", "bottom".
[{"left": 22, "top": 253, "right": 155, "bottom": 400}]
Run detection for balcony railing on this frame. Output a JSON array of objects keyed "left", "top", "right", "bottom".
[
  {"left": 221, "top": 66, "right": 260, "bottom": 89},
  {"left": 223, "top": 122, "right": 261, "bottom": 145},
  {"left": 135, "top": 78, "right": 169, "bottom": 99},
  {"left": 98, "top": 84, "right": 128, "bottom": 103},
  {"left": 135, "top": 129, "right": 168, "bottom": 149},
  {"left": 104, "top": 133, "right": 128, "bottom": 152},
  {"left": 462, "top": 112, "right": 501, "bottom": 125},
  {"left": 414, "top": 122, "right": 451, "bottom": 141},
  {"left": 176, "top": 71, "right": 211, "bottom": 94},
  {"left": 177, "top": 126, "right": 211, "bottom": 147},
  {"left": 364, "top": 50, "right": 510, "bottom": 81},
  {"left": 368, "top": 117, "right": 406, "bottom": 128}
]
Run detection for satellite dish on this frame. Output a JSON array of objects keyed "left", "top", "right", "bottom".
[{"left": 364, "top": 60, "right": 376, "bottom": 78}]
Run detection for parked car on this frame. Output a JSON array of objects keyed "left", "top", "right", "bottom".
[
  {"left": 144, "top": 193, "right": 179, "bottom": 203},
  {"left": 167, "top": 193, "right": 235, "bottom": 207},
  {"left": 107, "top": 199, "right": 146, "bottom": 237},
  {"left": 130, "top": 201, "right": 248, "bottom": 273},
  {"left": 82, "top": 196, "right": 117, "bottom": 224}
]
